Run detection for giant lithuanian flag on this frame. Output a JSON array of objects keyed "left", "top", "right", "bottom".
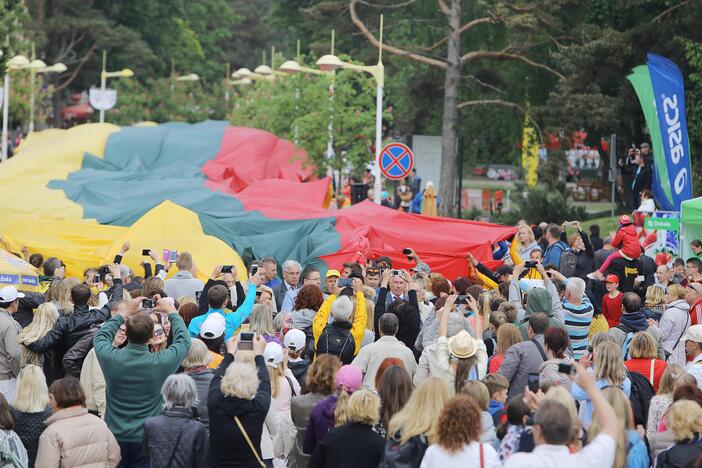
[{"left": 0, "top": 121, "right": 514, "bottom": 281}]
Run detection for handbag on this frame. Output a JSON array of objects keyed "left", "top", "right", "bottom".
[
  {"left": 379, "top": 433, "right": 428, "bottom": 468},
  {"left": 234, "top": 416, "right": 265, "bottom": 468}
]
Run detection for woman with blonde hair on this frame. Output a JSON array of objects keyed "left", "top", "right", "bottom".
[
  {"left": 647, "top": 365, "right": 691, "bottom": 442},
  {"left": 514, "top": 223, "right": 540, "bottom": 262},
  {"left": 262, "top": 342, "right": 300, "bottom": 464},
  {"left": 308, "top": 389, "right": 385, "bottom": 468},
  {"left": 657, "top": 283, "right": 690, "bottom": 366},
  {"left": 656, "top": 400, "right": 702, "bottom": 467},
  {"left": 143, "top": 276, "right": 165, "bottom": 298},
  {"left": 249, "top": 304, "right": 278, "bottom": 343},
  {"left": 54, "top": 277, "right": 79, "bottom": 315},
  {"left": 488, "top": 323, "right": 521, "bottom": 373},
  {"left": 641, "top": 284, "right": 666, "bottom": 321},
  {"left": 589, "top": 387, "right": 648, "bottom": 468},
  {"left": 11, "top": 365, "right": 51, "bottom": 467},
  {"left": 182, "top": 338, "right": 214, "bottom": 430},
  {"left": 571, "top": 341, "right": 631, "bottom": 429},
  {"left": 17, "top": 302, "right": 61, "bottom": 383},
  {"left": 386, "top": 377, "right": 451, "bottom": 464},
  {"left": 420, "top": 394, "right": 500, "bottom": 467},
  {"left": 624, "top": 331, "right": 667, "bottom": 391}
]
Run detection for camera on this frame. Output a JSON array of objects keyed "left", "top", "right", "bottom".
[
  {"left": 141, "top": 299, "right": 154, "bottom": 309},
  {"left": 239, "top": 332, "right": 255, "bottom": 351},
  {"left": 558, "top": 363, "right": 576, "bottom": 375},
  {"left": 391, "top": 270, "right": 401, "bottom": 276},
  {"left": 524, "top": 261, "right": 538, "bottom": 268},
  {"left": 141, "top": 249, "right": 150, "bottom": 256},
  {"left": 99, "top": 266, "right": 110, "bottom": 275},
  {"left": 221, "top": 265, "right": 233, "bottom": 273}
]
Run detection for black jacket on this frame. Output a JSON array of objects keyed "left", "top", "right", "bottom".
[
  {"left": 374, "top": 288, "right": 421, "bottom": 356},
  {"left": 198, "top": 279, "right": 245, "bottom": 316},
  {"left": 185, "top": 367, "right": 214, "bottom": 431},
  {"left": 561, "top": 230, "right": 595, "bottom": 280},
  {"left": 207, "top": 353, "right": 271, "bottom": 467},
  {"left": 14, "top": 292, "right": 46, "bottom": 328},
  {"left": 27, "top": 279, "right": 123, "bottom": 361},
  {"left": 656, "top": 438, "right": 702, "bottom": 468},
  {"left": 12, "top": 407, "right": 52, "bottom": 468},
  {"left": 143, "top": 407, "right": 208, "bottom": 468},
  {"left": 61, "top": 324, "right": 99, "bottom": 378},
  {"left": 308, "top": 422, "right": 384, "bottom": 468}
]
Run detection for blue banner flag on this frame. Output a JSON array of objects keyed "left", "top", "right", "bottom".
[{"left": 647, "top": 53, "right": 693, "bottom": 211}]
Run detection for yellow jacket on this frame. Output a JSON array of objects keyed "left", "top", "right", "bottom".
[{"left": 313, "top": 291, "right": 367, "bottom": 355}]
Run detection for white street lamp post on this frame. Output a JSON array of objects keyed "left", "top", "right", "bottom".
[
  {"left": 316, "top": 15, "right": 385, "bottom": 204},
  {"left": 2, "top": 54, "right": 30, "bottom": 161}
]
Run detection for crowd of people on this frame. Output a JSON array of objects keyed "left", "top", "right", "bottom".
[{"left": 0, "top": 211, "right": 702, "bottom": 468}]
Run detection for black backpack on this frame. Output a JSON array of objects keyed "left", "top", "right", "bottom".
[
  {"left": 316, "top": 323, "right": 355, "bottom": 364},
  {"left": 627, "top": 370, "right": 655, "bottom": 426},
  {"left": 379, "top": 433, "right": 428, "bottom": 468},
  {"left": 559, "top": 248, "right": 578, "bottom": 277}
]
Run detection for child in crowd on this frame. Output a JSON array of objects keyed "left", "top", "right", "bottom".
[
  {"left": 497, "top": 394, "right": 531, "bottom": 462},
  {"left": 601, "top": 274, "right": 623, "bottom": 328},
  {"left": 460, "top": 381, "right": 497, "bottom": 445},
  {"left": 590, "top": 215, "right": 641, "bottom": 280},
  {"left": 483, "top": 373, "right": 509, "bottom": 427},
  {"left": 284, "top": 329, "right": 310, "bottom": 387}
]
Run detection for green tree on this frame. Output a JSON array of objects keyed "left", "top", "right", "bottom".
[{"left": 229, "top": 59, "right": 377, "bottom": 178}]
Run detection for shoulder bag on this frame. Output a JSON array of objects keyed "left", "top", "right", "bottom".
[{"left": 234, "top": 416, "right": 265, "bottom": 467}]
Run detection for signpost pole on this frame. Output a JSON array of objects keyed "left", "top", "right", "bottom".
[
  {"left": 99, "top": 50, "right": 107, "bottom": 124},
  {"left": 610, "top": 133, "right": 617, "bottom": 217}
]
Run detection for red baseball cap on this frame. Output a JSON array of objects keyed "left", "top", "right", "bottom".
[{"left": 604, "top": 274, "right": 619, "bottom": 284}]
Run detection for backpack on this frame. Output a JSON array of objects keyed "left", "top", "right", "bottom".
[
  {"left": 379, "top": 433, "right": 428, "bottom": 468},
  {"left": 627, "top": 370, "right": 655, "bottom": 426},
  {"left": 558, "top": 248, "right": 577, "bottom": 277},
  {"left": 316, "top": 323, "right": 356, "bottom": 364},
  {"left": 616, "top": 324, "right": 635, "bottom": 360},
  {"left": 302, "top": 326, "right": 315, "bottom": 360}
]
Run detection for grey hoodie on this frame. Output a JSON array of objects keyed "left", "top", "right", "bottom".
[
  {"left": 291, "top": 308, "right": 317, "bottom": 330},
  {"left": 164, "top": 271, "right": 205, "bottom": 301}
]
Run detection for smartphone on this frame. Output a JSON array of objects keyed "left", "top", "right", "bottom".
[
  {"left": 162, "top": 249, "right": 170, "bottom": 264},
  {"left": 141, "top": 299, "right": 154, "bottom": 309},
  {"left": 524, "top": 261, "right": 537, "bottom": 268},
  {"left": 93, "top": 274, "right": 101, "bottom": 284},
  {"left": 142, "top": 249, "right": 150, "bottom": 256},
  {"left": 250, "top": 265, "right": 259, "bottom": 277},
  {"left": 558, "top": 363, "right": 575, "bottom": 375},
  {"left": 170, "top": 250, "right": 178, "bottom": 263},
  {"left": 239, "top": 332, "right": 255, "bottom": 351},
  {"left": 635, "top": 275, "right": 645, "bottom": 282},
  {"left": 391, "top": 269, "right": 401, "bottom": 276},
  {"left": 221, "top": 265, "right": 233, "bottom": 273},
  {"left": 337, "top": 278, "right": 353, "bottom": 288},
  {"left": 99, "top": 266, "right": 110, "bottom": 275},
  {"left": 527, "top": 373, "right": 540, "bottom": 393},
  {"left": 402, "top": 248, "right": 412, "bottom": 255},
  {"left": 195, "top": 291, "right": 202, "bottom": 302}
]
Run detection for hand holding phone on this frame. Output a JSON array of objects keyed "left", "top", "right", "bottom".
[
  {"left": 527, "top": 373, "right": 540, "bottom": 393},
  {"left": 142, "top": 249, "right": 150, "bottom": 256},
  {"left": 221, "top": 265, "right": 233, "bottom": 273},
  {"left": 239, "top": 332, "right": 255, "bottom": 351}
]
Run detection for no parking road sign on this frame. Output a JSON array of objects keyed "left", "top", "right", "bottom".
[{"left": 379, "top": 142, "right": 414, "bottom": 180}]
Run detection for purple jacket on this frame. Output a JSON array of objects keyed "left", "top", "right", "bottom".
[{"left": 302, "top": 395, "right": 337, "bottom": 454}]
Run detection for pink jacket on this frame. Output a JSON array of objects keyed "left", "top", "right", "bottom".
[{"left": 35, "top": 406, "right": 120, "bottom": 468}]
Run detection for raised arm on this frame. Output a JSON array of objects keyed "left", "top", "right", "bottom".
[{"left": 572, "top": 362, "right": 621, "bottom": 437}]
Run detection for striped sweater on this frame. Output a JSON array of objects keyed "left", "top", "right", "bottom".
[{"left": 562, "top": 296, "right": 594, "bottom": 359}]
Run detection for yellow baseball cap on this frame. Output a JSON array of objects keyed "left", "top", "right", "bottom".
[{"left": 326, "top": 269, "right": 341, "bottom": 278}]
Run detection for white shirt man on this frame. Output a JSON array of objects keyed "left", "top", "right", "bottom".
[
  {"left": 505, "top": 363, "right": 619, "bottom": 468},
  {"left": 683, "top": 325, "right": 702, "bottom": 389},
  {"left": 352, "top": 314, "right": 417, "bottom": 388}
]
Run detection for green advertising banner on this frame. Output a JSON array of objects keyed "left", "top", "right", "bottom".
[
  {"left": 627, "top": 65, "right": 673, "bottom": 207},
  {"left": 645, "top": 216, "right": 679, "bottom": 231}
]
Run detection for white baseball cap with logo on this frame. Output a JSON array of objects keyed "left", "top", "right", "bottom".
[
  {"left": 284, "top": 329, "right": 307, "bottom": 351},
  {"left": 200, "top": 313, "right": 226, "bottom": 339},
  {"left": 0, "top": 286, "right": 24, "bottom": 303},
  {"left": 263, "top": 342, "right": 284, "bottom": 369}
]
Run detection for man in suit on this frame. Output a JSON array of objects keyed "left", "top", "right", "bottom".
[
  {"left": 385, "top": 270, "right": 409, "bottom": 307},
  {"left": 272, "top": 260, "right": 301, "bottom": 313}
]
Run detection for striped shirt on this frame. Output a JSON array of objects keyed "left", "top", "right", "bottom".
[{"left": 562, "top": 298, "right": 594, "bottom": 359}]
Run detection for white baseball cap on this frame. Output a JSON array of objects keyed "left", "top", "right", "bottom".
[
  {"left": 0, "top": 286, "right": 24, "bottom": 303},
  {"left": 284, "top": 329, "right": 306, "bottom": 351},
  {"left": 200, "top": 313, "right": 226, "bottom": 339},
  {"left": 682, "top": 324, "right": 702, "bottom": 344},
  {"left": 263, "top": 342, "right": 284, "bottom": 369}
]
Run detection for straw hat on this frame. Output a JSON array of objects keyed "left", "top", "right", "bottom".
[{"left": 447, "top": 330, "right": 478, "bottom": 359}]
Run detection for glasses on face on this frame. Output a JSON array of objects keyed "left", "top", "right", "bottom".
[
  {"left": 153, "top": 326, "right": 165, "bottom": 338},
  {"left": 117, "top": 326, "right": 127, "bottom": 334}
]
